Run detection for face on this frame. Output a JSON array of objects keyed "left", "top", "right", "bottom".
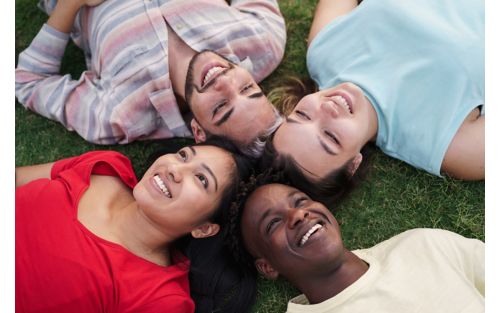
[
  {"left": 185, "top": 51, "right": 277, "bottom": 146},
  {"left": 133, "top": 145, "right": 234, "bottom": 237},
  {"left": 241, "top": 184, "right": 344, "bottom": 281},
  {"left": 273, "top": 82, "right": 376, "bottom": 179}
]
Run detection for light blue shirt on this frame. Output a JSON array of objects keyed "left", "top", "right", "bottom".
[{"left": 307, "top": 0, "right": 484, "bottom": 176}]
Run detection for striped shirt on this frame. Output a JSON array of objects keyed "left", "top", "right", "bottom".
[{"left": 16, "top": 0, "right": 286, "bottom": 144}]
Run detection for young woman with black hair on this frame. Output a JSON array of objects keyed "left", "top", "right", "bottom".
[{"left": 15, "top": 138, "right": 253, "bottom": 313}]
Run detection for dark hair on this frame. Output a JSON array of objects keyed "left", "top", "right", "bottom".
[
  {"left": 260, "top": 131, "right": 374, "bottom": 211},
  {"left": 147, "top": 137, "right": 255, "bottom": 313},
  {"left": 224, "top": 170, "right": 288, "bottom": 278}
]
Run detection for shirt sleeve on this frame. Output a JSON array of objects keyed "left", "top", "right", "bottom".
[
  {"left": 433, "top": 229, "right": 485, "bottom": 296},
  {"left": 449, "top": 231, "right": 484, "bottom": 296},
  {"left": 50, "top": 151, "right": 136, "bottom": 188},
  {"left": 229, "top": 0, "right": 286, "bottom": 81},
  {"left": 15, "top": 24, "right": 141, "bottom": 144}
]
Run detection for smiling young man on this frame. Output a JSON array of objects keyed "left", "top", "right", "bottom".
[
  {"left": 237, "top": 183, "right": 484, "bottom": 312},
  {"left": 16, "top": 0, "right": 286, "bottom": 156}
]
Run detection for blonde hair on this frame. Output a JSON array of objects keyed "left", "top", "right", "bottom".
[{"left": 267, "top": 76, "right": 318, "bottom": 115}]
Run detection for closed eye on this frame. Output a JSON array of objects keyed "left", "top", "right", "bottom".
[
  {"left": 295, "top": 110, "right": 310, "bottom": 120},
  {"left": 212, "top": 100, "right": 227, "bottom": 118},
  {"left": 266, "top": 217, "right": 281, "bottom": 234},
  {"left": 324, "top": 130, "right": 339, "bottom": 145},
  {"left": 294, "top": 196, "right": 309, "bottom": 208},
  {"left": 241, "top": 83, "right": 253, "bottom": 93}
]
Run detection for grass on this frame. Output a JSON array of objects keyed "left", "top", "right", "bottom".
[{"left": 15, "top": 1, "right": 484, "bottom": 312}]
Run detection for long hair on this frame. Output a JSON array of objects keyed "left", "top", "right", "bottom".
[
  {"left": 260, "top": 127, "right": 374, "bottom": 211},
  {"left": 147, "top": 137, "right": 256, "bottom": 313}
]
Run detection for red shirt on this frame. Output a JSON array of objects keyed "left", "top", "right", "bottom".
[{"left": 16, "top": 151, "right": 195, "bottom": 313}]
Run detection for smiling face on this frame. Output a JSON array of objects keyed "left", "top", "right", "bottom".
[
  {"left": 273, "top": 82, "right": 377, "bottom": 179},
  {"left": 133, "top": 145, "right": 234, "bottom": 237},
  {"left": 241, "top": 184, "right": 344, "bottom": 282},
  {"left": 185, "top": 51, "right": 277, "bottom": 147}
]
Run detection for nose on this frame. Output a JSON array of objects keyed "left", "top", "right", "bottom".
[
  {"left": 167, "top": 163, "right": 183, "bottom": 183},
  {"left": 287, "top": 208, "right": 310, "bottom": 229},
  {"left": 213, "top": 72, "right": 235, "bottom": 93},
  {"left": 321, "top": 99, "right": 339, "bottom": 118}
]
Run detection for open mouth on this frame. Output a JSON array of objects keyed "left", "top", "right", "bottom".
[
  {"left": 201, "top": 64, "right": 227, "bottom": 87},
  {"left": 330, "top": 95, "right": 352, "bottom": 114},
  {"left": 298, "top": 223, "right": 324, "bottom": 247},
  {"left": 153, "top": 174, "right": 172, "bottom": 198}
]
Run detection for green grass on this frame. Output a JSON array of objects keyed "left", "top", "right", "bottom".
[{"left": 15, "top": 1, "right": 484, "bottom": 312}]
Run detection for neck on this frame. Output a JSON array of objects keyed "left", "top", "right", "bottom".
[
  {"left": 167, "top": 23, "right": 196, "bottom": 101},
  {"left": 107, "top": 201, "right": 179, "bottom": 266},
  {"left": 296, "top": 250, "right": 369, "bottom": 304}
]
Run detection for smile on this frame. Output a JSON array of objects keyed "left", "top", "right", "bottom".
[
  {"left": 153, "top": 175, "right": 172, "bottom": 198},
  {"left": 330, "top": 95, "right": 352, "bottom": 114},
  {"left": 202, "top": 65, "right": 225, "bottom": 87},
  {"left": 299, "top": 223, "right": 323, "bottom": 247}
]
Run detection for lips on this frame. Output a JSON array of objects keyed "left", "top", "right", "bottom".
[
  {"left": 201, "top": 63, "right": 227, "bottom": 87},
  {"left": 153, "top": 174, "right": 172, "bottom": 198},
  {"left": 297, "top": 222, "right": 324, "bottom": 247},
  {"left": 330, "top": 91, "right": 353, "bottom": 114}
]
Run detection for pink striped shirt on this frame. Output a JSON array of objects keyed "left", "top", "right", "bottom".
[{"left": 16, "top": 0, "right": 286, "bottom": 144}]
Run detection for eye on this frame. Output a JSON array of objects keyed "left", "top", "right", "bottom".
[
  {"left": 178, "top": 149, "right": 188, "bottom": 161},
  {"left": 240, "top": 83, "right": 253, "bottom": 93},
  {"left": 266, "top": 217, "right": 281, "bottom": 234},
  {"left": 213, "top": 100, "right": 227, "bottom": 116},
  {"left": 196, "top": 174, "right": 209, "bottom": 189},
  {"left": 324, "top": 130, "right": 340, "bottom": 145},
  {"left": 294, "top": 196, "right": 309, "bottom": 208},
  {"left": 295, "top": 110, "right": 310, "bottom": 120}
]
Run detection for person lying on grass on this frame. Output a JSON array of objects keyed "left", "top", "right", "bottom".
[
  {"left": 262, "top": 0, "right": 484, "bottom": 210},
  {"left": 227, "top": 181, "right": 484, "bottom": 312},
  {"left": 16, "top": 0, "right": 286, "bottom": 157},
  {"left": 15, "top": 138, "right": 254, "bottom": 313}
]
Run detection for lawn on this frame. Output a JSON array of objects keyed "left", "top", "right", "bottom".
[{"left": 15, "top": 1, "right": 484, "bottom": 312}]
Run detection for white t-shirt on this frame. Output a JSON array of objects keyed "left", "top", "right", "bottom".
[{"left": 286, "top": 229, "right": 484, "bottom": 313}]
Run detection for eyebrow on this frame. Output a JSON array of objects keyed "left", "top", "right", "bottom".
[
  {"left": 248, "top": 91, "right": 264, "bottom": 99},
  {"left": 188, "top": 146, "right": 196, "bottom": 155},
  {"left": 202, "top": 163, "right": 218, "bottom": 191}
]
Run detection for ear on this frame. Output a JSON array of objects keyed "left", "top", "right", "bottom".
[
  {"left": 255, "top": 258, "right": 279, "bottom": 280},
  {"left": 190, "top": 118, "right": 207, "bottom": 143},
  {"left": 347, "top": 153, "right": 363, "bottom": 176},
  {"left": 191, "top": 222, "right": 220, "bottom": 239}
]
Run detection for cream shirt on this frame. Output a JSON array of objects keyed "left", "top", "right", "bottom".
[{"left": 286, "top": 229, "right": 484, "bottom": 313}]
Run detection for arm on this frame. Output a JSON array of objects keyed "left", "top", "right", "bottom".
[
  {"left": 441, "top": 108, "right": 484, "bottom": 180},
  {"left": 308, "top": 0, "right": 359, "bottom": 46},
  {"left": 15, "top": 162, "right": 55, "bottom": 188},
  {"left": 15, "top": 0, "right": 119, "bottom": 144}
]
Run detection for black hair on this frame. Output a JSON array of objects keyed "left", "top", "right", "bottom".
[
  {"left": 259, "top": 131, "right": 374, "bottom": 211},
  {"left": 224, "top": 170, "right": 289, "bottom": 279},
  {"left": 146, "top": 137, "right": 256, "bottom": 313}
]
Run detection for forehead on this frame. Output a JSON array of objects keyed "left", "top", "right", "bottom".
[
  {"left": 192, "top": 146, "right": 233, "bottom": 170},
  {"left": 243, "top": 184, "right": 295, "bottom": 221}
]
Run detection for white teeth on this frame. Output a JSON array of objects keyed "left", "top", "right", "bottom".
[
  {"left": 331, "top": 95, "right": 352, "bottom": 113},
  {"left": 203, "top": 66, "right": 224, "bottom": 86},
  {"left": 153, "top": 175, "right": 171, "bottom": 198},
  {"left": 300, "top": 224, "right": 323, "bottom": 246}
]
